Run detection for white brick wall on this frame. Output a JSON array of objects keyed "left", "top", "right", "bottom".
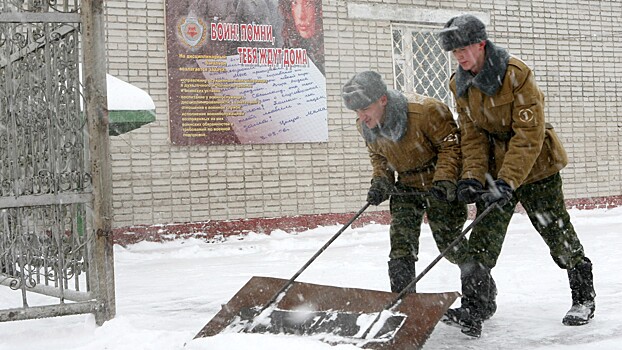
[{"left": 105, "top": 0, "right": 622, "bottom": 228}]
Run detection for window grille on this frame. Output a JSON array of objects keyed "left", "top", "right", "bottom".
[{"left": 391, "top": 24, "right": 454, "bottom": 110}]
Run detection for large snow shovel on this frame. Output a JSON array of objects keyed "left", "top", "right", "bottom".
[{"left": 195, "top": 202, "right": 495, "bottom": 349}]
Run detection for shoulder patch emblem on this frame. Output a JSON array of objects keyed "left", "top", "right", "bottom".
[{"left": 519, "top": 108, "right": 534, "bottom": 123}]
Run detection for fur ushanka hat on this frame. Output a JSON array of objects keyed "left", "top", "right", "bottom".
[
  {"left": 438, "top": 14, "right": 488, "bottom": 51},
  {"left": 342, "top": 71, "right": 388, "bottom": 110}
]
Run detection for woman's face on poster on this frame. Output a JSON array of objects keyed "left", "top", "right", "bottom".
[{"left": 291, "top": 0, "right": 317, "bottom": 39}]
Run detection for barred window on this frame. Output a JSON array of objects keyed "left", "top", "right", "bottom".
[{"left": 391, "top": 24, "right": 454, "bottom": 110}]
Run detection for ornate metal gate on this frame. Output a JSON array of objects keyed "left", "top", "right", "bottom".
[{"left": 0, "top": 0, "right": 114, "bottom": 325}]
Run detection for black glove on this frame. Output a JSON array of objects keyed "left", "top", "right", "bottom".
[
  {"left": 429, "top": 180, "right": 457, "bottom": 202},
  {"left": 481, "top": 179, "right": 513, "bottom": 207},
  {"left": 456, "top": 179, "right": 484, "bottom": 203},
  {"left": 367, "top": 177, "right": 393, "bottom": 206}
]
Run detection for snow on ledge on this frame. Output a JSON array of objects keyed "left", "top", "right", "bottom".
[{"left": 106, "top": 74, "right": 155, "bottom": 111}]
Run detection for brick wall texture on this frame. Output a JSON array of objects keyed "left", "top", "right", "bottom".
[{"left": 104, "top": 0, "right": 622, "bottom": 228}]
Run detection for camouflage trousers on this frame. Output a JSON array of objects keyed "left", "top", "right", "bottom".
[
  {"left": 389, "top": 183, "right": 470, "bottom": 265},
  {"left": 470, "top": 172, "right": 586, "bottom": 269}
]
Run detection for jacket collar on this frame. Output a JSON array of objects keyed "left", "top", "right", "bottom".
[
  {"left": 455, "top": 41, "right": 510, "bottom": 98},
  {"left": 360, "top": 89, "right": 408, "bottom": 144}
]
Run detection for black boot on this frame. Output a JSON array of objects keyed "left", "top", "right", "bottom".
[
  {"left": 388, "top": 256, "right": 417, "bottom": 293},
  {"left": 563, "top": 257, "right": 596, "bottom": 326},
  {"left": 442, "top": 261, "right": 497, "bottom": 338}
]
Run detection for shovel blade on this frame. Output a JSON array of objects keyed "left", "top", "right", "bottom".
[
  {"left": 195, "top": 276, "right": 459, "bottom": 350},
  {"left": 239, "top": 308, "right": 406, "bottom": 340}
]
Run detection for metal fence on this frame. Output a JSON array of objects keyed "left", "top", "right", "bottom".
[{"left": 0, "top": 0, "right": 114, "bottom": 325}]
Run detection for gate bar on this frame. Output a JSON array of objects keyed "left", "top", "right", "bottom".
[
  {"left": 0, "top": 193, "right": 92, "bottom": 209},
  {"left": 0, "top": 274, "right": 93, "bottom": 302},
  {"left": 0, "top": 13, "right": 81, "bottom": 23},
  {"left": 0, "top": 301, "right": 99, "bottom": 322}
]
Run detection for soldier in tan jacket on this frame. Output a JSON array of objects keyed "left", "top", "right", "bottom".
[
  {"left": 439, "top": 14, "right": 596, "bottom": 337},
  {"left": 342, "top": 71, "right": 472, "bottom": 295}
]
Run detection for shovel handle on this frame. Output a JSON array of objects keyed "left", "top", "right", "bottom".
[
  {"left": 359, "top": 203, "right": 497, "bottom": 340},
  {"left": 254, "top": 202, "right": 371, "bottom": 316}
]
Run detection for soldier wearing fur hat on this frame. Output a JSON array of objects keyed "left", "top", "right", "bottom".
[
  {"left": 438, "top": 14, "right": 596, "bottom": 337},
  {"left": 342, "top": 71, "right": 471, "bottom": 295}
]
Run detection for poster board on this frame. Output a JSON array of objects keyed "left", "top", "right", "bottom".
[{"left": 165, "top": 0, "right": 327, "bottom": 145}]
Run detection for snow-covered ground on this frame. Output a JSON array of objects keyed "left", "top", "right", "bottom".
[{"left": 1, "top": 206, "right": 621, "bottom": 350}]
